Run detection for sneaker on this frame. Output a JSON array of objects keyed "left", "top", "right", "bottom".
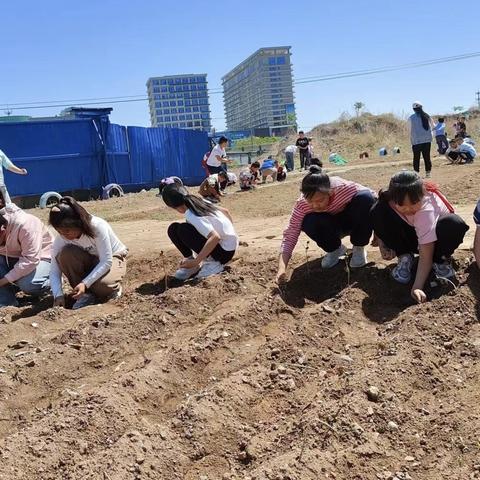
[
  {"left": 350, "top": 246, "right": 368, "bottom": 268},
  {"left": 174, "top": 260, "right": 200, "bottom": 281},
  {"left": 425, "top": 171, "right": 431, "bottom": 178},
  {"left": 72, "top": 293, "right": 97, "bottom": 310},
  {"left": 433, "top": 261, "right": 455, "bottom": 279},
  {"left": 321, "top": 244, "right": 347, "bottom": 269},
  {"left": 391, "top": 254, "right": 414, "bottom": 284},
  {"left": 109, "top": 285, "right": 123, "bottom": 300},
  {"left": 196, "top": 258, "right": 224, "bottom": 279}
]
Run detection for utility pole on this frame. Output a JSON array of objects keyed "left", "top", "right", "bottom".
[{"left": 476, "top": 90, "right": 480, "bottom": 109}]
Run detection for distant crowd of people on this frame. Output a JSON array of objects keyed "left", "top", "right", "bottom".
[{"left": 409, "top": 101, "right": 476, "bottom": 177}]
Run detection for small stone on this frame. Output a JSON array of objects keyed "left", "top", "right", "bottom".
[
  {"left": 367, "top": 386, "right": 380, "bottom": 402},
  {"left": 404, "top": 455, "right": 415, "bottom": 462},
  {"left": 136, "top": 455, "right": 145, "bottom": 465},
  {"left": 367, "top": 406, "right": 374, "bottom": 416},
  {"left": 285, "top": 378, "right": 296, "bottom": 391},
  {"left": 443, "top": 341, "right": 454, "bottom": 350},
  {"left": 387, "top": 421, "right": 399, "bottom": 431},
  {"left": 277, "top": 365, "right": 287, "bottom": 375},
  {"left": 297, "top": 356, "right": 306, "bottom": 365},
  {"left": 79, "top": 442, "right": 88, "bottom": 455},
  {"left": 31, "top": 322, "right": 39, "bottom": 328},
  {"left": 322, "top": 304, "right": 335, "bottom": 313},
  {"left": 25, "top": 360, "right": 36, "bottom": 367}
]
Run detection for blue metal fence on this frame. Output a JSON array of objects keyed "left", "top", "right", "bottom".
[{"left": 0, "top": 114, "right": 208, "bottom": 198}]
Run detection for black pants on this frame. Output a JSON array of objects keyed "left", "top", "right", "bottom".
[
  {"left": 370, "top": 201, "right": 469, "bottom": 262},
  {"left": 167, "top": 222, "right": 235, "bottom": 264},
  {"left": 435, "top": 135, "right": 449, "bottom": 154},
  {"left": 301, "top": 191, "right": 375, "bottom": 252},
  {"left": 447, "top": 150, "right": 474, "bottom": 163},
  {"left": 299, "top": 150, "right": 310, "bottom": 169},
  {"left": 412, "top": 142, "right": 432, "bottom": 173},
  {"left": 207, "top": 165, "right": 225, "bottom": 175}
]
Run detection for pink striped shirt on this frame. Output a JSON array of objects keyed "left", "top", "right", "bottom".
[{"left": 281, "top": 177, "right": 371, "bottom": 256}]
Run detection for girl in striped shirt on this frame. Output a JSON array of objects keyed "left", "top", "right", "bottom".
[{"left": 276, "top": 166, "right": 375, "bottom": 284}]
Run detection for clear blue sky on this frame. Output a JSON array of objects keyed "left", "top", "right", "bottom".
[{"left": 1, "top": 0, "right": 479, "bottom": 131}]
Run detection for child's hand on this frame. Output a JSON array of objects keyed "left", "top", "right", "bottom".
[
  {"left": 20, "top": 168, "right": 28, "bottom": 175},
  {"left": 72, "top": 282, "right": 87, "bottom": 299},
  {"left": 180, "top": 258, "right": 199, "bottom": 269},
  {"left": 411, "top": 288, "right": 427, "bottom": 304}
]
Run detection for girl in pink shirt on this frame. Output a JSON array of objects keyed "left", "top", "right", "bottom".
[
  {"left": 371, "top": 171, "right": 469, "bottom": 304},
  {"left": 277, "top": 165, "right": 375, "bottom": 284}
]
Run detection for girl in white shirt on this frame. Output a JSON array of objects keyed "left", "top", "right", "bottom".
[
  {"left": 161, "top": 184, "right": 238, "bottom": 280},
  {"left": 49, "top": 197, "right": 128, "bottom": 310}
]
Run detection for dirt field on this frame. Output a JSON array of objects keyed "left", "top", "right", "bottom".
[{"left": 1, "top": 157, "right": 480, "bottom": 480}]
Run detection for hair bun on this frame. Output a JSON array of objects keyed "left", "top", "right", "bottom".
[{"left": 308, "top": 165, "right": 322, "bottom": 174}]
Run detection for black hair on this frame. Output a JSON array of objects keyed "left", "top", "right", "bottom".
[
  {"left": 162, "top": 184, "right": 218, "bottom": 217},
  {"left": 413, "top": 106, "right": 431, "bottom": 131},
  {"left": 438, "top": 117, "right": 444, "bottom": 123},
  {"left": 454, "top": 134, "right": 464, "bottom": 140},
  {"left": 49, "top": 196, "right": 95, "bottom": 237},
  {"left": 298, "top": 130, "right": 304, "bottom": 134},
  {"left": 310, "top": 157, "right": 323, "bottom": 168},
  {"left": 218, "top": 136, "right": 228, "bottom": 144},
  {"left": 380, "top": 171, "right": 424, "bottom": 206},
  {"left": 301, "top": 165, "right": 330, "bottom": 199},
  {"left": 217, "top": 171, "right": 227, "bottom": 178},
  {"left": 251, "top": 161, "right": 260, "bottom": 168}
]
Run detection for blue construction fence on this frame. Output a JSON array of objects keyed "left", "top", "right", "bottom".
[{"left": 0, "top": 110, "right": 209, "bottom": 199}]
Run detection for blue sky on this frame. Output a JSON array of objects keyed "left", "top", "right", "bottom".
[{"left": 1, "top": 0, "right": 479, "bottom": 131}]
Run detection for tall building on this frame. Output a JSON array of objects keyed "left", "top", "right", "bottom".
[
  {"left": 222, "top": 47, "right": 295, "bottom": 135},
  {"left": 146, "top": 74, "right": 211, "bottom": 131}
]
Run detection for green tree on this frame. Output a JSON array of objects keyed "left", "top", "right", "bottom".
[{"left": 354, "top": 102, "right": 365, "bottom": 116}]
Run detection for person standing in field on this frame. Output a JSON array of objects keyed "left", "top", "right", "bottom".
[
  {"left": 433, "top": 117, "right": 448, "bottom": 155},
  {"left": 295, "top": 131, "right": 310, "bottom": 171},
  {"left": 0, "top": 149, "right": 28, "bottom": 204},
  {"left": 284, "top": 144, "right": 297, "bottom": 172},
  {"left": 408, "top": 101, "right": 434, "bottom": 178}
]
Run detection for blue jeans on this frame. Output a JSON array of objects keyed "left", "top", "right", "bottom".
[
  {"left": 285, "top": 152, "right": 294, "bottom": 171},
  {"left": 0, "top": 256, "right": 51, "bottom": 307}
]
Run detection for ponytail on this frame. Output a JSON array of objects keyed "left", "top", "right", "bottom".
[
  {"left": 161, "top": 184, "right": 218, "bottom": 217},
  {"left": 413, "top": 106, "right": 431, "bottom": 131},
  {"left": 49, "top": 196, "right": 95, "bottom": 237}
]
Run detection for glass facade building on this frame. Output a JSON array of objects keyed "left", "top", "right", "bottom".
[
  {"left": 222, "top": 47, "right": 295, "bottom": 133},
  {"left": 146, "top": 74, "right": 212, "bottom": 131}
]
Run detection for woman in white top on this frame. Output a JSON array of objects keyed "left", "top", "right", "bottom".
[
  {"left": 161, "top": 183, "right": 238, "bottom": 280},
  {"left": 206, "top": 137, "right": 232, "bottom": 174},
  {"left": 49, "top": 197, "right": 128, "bottom": 309}
]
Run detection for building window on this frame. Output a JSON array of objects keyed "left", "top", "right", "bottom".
[
  {"left": 169, "top": 101, "right": 176, "bottom": 107},
  {"left": 179, "top": 115, "right": 185, "bottom": 121},
  {"left": 177, "top": 100, "right": 184, "bottom": 106},
  {"left": 178, "top": 108, "right": 185, "bottom": 113},
  {"left": 161, "top": 87, "right": 168, "bottom": 93},
  {"left": 187, "top": 121, "right": 193, "bottom": 127},
  {"left": 185, "top": 107, "right": 192, "bottom": 113},
  {"left": 180, "top": 122, "right": 186, "bottom": 128},
  {"left": 165, "top": 116, "right": 171, "bottom": 122},
  {"left": 276, "top": 56, "right": 286, "bottom": 65},
  {"left": 186, "top": 114, "right": 192, "bottom": 120},
  {"left": 171, "top": 115, "right": 178, "bottom": 121}
]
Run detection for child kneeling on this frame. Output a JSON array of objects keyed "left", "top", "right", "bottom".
[
  {"left": 370, "top": 171, "right": 468, "bottom": 303},
  {"left": 161, "top": 184, "right": 238, "bottom": 280},
  {"left": 49, "top": 197, "right": 128, "bottom": 309}
]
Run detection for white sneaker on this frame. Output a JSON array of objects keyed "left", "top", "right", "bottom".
[
  {"left": 433, "top": 261, "right": 455, "bottom": 279},
  {"left": 174, "top": 257, "right": 200, "bottom": 280},
  {"left": 391, "top": 254, "right": 414, "bottom": 284},
  {"left": 350, "top": 246, "right": 368, "bottom": 268},
  {"left": 425, "top": 171, "right": 431, "bottom": 178},
  {"left": 196, "top": 258, "right": 224, "bottom": 279},
  {"left": 72, "top": 293, "right": 97, "bottom": 310},
  {"left": 321, "top": 244, "right": 347, "bottom": 269},
  {"left": 174, "top": 265, "right": 200, "bottom": 281},
  {"left": 109, "top": 285, "right": 123, "bottom": 300}
]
